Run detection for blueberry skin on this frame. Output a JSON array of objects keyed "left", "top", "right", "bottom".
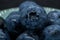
[
  {"left": 16, "top": 32, "right": 39, "bottom": 40},
  {"left": 0, "top": 29, "right": 10, "bottom": 40},
  {"left": 53, "top": 19, "right": 60, "bottom": 25},
  {"left": 43, "top": 25, "right": 60, "bottom": 40},
  {"left": 19, "top": 1, "right": 38, "bottom": 11},
  {"left": 48, "top": 11, "right": 60, "bottom": 24},
  {"left": 5, "top": 11, "right": 20, "bottom": 32},
  {"left": 20, "top": 3, "right": 47, "bottom": 30}
]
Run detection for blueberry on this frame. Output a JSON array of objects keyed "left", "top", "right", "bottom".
[
  {"left": 19, "top": 2, "right": 47, "bottom": 30},
  {"left": 16, "top": 32, "right": 39, "bottom": 40},
  {"left": 5, "top": 11, "right": 28, "bottom": 40},
  {"left": 48, "top": 11, "right": 60, "bottom": 24},
  {"left": 19, "top": 1, "right": 38, "bottom": 11},
  {"left": 5, "top": 11, "right": 20, "bottom": 32},
  {"left": 43, "top": 25, "right": 60, "bottom": 40}
]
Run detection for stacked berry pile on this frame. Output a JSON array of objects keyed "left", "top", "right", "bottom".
[{"left": 0, "top": 1, "right": 60, "bottom": 40}]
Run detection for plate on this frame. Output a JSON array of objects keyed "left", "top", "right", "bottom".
[{"left": 0, "top": 7, "right": 60, "bottom": 19}]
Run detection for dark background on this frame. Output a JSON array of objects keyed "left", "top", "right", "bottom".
[{"left": 0, "top": 0, "right": 60, "bottom": 10}]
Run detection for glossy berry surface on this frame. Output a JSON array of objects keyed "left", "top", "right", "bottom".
[
  {"left": 16, "top": 32, "right": 39, "bottom": 40},
  {"left": 2, "top": 1, "right": 60, "bottom": 40},
  {"left": 19, "top": 1, "right": 38, "bottom": 11},
  {"left": 53, "top": 19, "right": 60, "bottom": 25},
  {"left": 48, "top": 11, "right": 60, "bottom": 24},
  {"left": 19, "top": 1, "right": 47, "bottom": 30},
  {"left": 43, "top": 25, "right": 60, "bottom": 40},
  {"left": 5, "top": 11, "right": 20, "bottom": 32}
]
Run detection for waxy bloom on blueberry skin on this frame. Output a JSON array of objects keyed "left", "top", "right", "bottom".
[
  {"left": 19, "top": 1, "right": 39, "bottom": 11},
  {"left": 5, "top": 11, "right": 20, "bottom": 32},
  {"left": 16, "top": 32, "right": 39, "bottom": 40},
  {"left": 19, "top": 1, "right": 47, "bottom": 30},
  {"left": 43, "top": 25, "right": 60, "bottom": 40},
  {"left": 48, "top": 11, "right": 60, "bottom": 24}
]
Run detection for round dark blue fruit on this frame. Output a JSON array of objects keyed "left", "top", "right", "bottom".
[
  {"left": 5, "top": 11, "right": 20, "bottom": 32},
  {"left": 19, "top": 1, "right": 47, "bottom": 30},
  {"left": 5, "top": 11, "right": 28, "bottom": 40},
  {"left": 16, "top": 32, "right": 39, "bottom": 40},
  {"left": 48, "top": 11, "right": 60, "bottom": 24},
  {"left": 43, "top": 25, "right": 60, "bottom": 40}
]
